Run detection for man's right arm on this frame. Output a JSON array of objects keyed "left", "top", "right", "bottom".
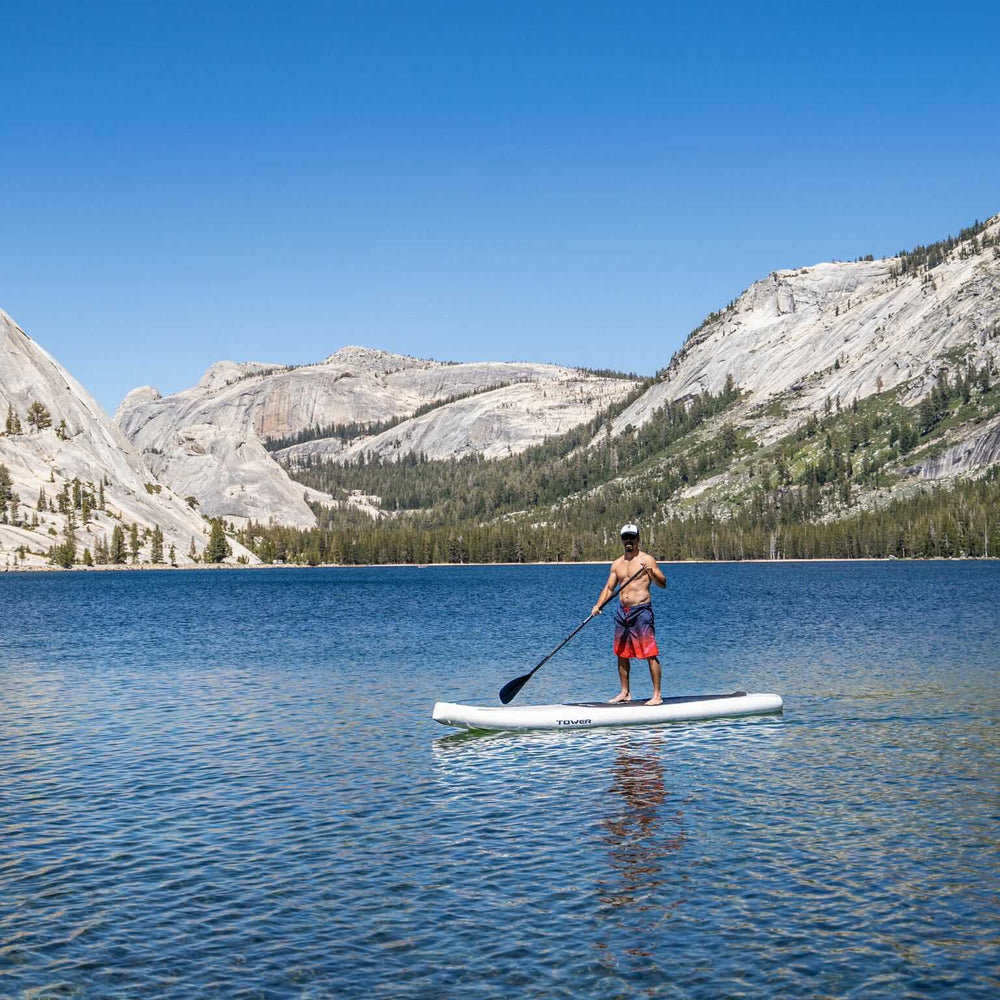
[{"left": 591, "top": 565, "right": 619, "bottom": 616}]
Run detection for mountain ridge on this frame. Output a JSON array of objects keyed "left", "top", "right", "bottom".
[
  {"left": 609, "top": 214, "right": 1000, "bottom": 445},
  {"left": 115, "top": 350, "right": 641, "bottom": 525},
  {"left": 0, "top": 310, "right": 256, "bottom": 568},
  {"left": 4, "top": 208, "right": 998, "bottom": 568}
]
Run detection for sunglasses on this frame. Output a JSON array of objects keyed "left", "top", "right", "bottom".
[{"left": 621, "top": 534, "right": 638, "bottom": 541}]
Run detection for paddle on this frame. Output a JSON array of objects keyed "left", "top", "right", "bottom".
[{"left": 498, "top": 563, "right": 650, "bottom": 704}]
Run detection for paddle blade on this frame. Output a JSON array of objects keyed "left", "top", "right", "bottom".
[{"left": 499, "top": 672, "right": 531, "bottom": 704}]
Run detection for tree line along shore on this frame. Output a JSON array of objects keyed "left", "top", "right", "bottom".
[
  {"left": 5, "top": 471, "right": 998, "bottom": 571},
  {"left": 228, "top": 470, "right": 1000, "bottom": 565}
]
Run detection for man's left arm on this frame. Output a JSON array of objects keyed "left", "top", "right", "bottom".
[{"left": 645, "top": 555, "right": 666, "bottom": 588}]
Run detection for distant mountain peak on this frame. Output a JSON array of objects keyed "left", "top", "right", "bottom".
[
  {"left": 197, "top": 360, "right": 285, "bottom": 392},
  {"left": 320, "top": 346, "right": 438, "bottom": 375}
]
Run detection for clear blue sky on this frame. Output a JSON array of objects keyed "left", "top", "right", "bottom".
[{"left": 1, "top": 1, "right": 997, "bottom": 414}]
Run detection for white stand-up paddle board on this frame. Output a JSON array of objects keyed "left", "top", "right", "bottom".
[{"left": 432, "top": 690, "right": 783, "bottom": 732}]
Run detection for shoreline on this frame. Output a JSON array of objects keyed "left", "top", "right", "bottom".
[{"left": 3, "top": 555, "right": 998, "bottom": 574}]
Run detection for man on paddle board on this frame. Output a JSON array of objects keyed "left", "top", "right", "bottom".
[{"left": 591, "top": 524, "right": 666, "bottom": 705}]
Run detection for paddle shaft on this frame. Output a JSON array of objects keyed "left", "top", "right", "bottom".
[{"left": 499, "top": 563, "right": 650, "bottom": 703}]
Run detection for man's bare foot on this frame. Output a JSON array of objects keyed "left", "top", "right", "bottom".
[
  {"left": 645, "top": 695, "right": 663, "bottom": 706},
  {"left": 609, "top": 690, "right": 631, "bottom": 704}
]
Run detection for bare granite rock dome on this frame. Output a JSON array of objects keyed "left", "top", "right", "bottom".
[
  {"left": 611, "top": 214, "right": 1000, "bottom": 470},
  {"left": 288, "top": 377, "right": 636, "bottom": 465},
  {"left": 0, "top": 310, "right": 256, "bottom": 568},
  {"left": 115, "top": 348, "right": 641, "bottom": 525}
]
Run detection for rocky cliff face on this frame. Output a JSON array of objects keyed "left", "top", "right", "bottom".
[
  {"left": 116, "top": 349, "right": 639, "bottom": 524},
  {"left": 116, "top": 382, "right": 331, "bottom": 530},
  {"left": 275, "top": 375, "right": 635, "bottom": 465},
  {"left": 612, "top": 215, "right": 1000, "bottom": 450},
  {"left": 904, "top": 413, "right": 1000, "bottom": 480},
  {"left": 0, "top": 310, "right": 255, "bottom": 567}
]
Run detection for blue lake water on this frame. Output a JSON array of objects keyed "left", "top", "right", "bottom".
[{"left": 1, "top": 562, "right": 998, "bottom": 998}]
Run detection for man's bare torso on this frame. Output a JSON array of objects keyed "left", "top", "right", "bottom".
[{"left": 613, "top": 552, "right": 654, "bottom": 606}]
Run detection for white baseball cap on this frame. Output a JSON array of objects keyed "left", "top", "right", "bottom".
[{"left": 620, "top": 523, "right": 639, "bottom": 537}]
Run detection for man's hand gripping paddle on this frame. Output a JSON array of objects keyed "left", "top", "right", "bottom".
[{"left": 498, "top": 563, "right": 649, "bottom": 704}]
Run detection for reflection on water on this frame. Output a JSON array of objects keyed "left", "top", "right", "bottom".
[{"left": 598, "top": 738, "right": 686, "bottom": 912}]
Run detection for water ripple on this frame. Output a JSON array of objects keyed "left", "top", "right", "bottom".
[{"left": 1, "top": 563, "right": 998, "bottom": 998}]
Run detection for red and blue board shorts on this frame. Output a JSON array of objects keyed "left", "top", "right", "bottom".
[{"left": 614, "top": 602, "right": 659, "bottom": 660}]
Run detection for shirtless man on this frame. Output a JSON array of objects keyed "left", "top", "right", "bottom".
[{"left": 591, "top": 523, "right": 667, "bottom": 705}]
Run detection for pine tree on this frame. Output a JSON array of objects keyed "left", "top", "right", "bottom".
[
  {"left": 169, "top": 542, "right": 176, "bottom": 565},
  {"left": 5, "top": 404, "right": 22, "bottom": 435},
  {"left": 110, "top": 524, "right": 127, "bottom": 564},
  {"left": 958, "top": 370, "right": 971, "bottom": 404},
  {"left": 81, "top": 493, "right": 91, "bottom": 525},
  {"left": 151, "top": 524, "right": 164, "bottom": 564},
  {"left": 82, "top": 548, "right": 93, "bottom": 566},
  {"left": 0, "top": 463, "right": 11, "bottom": 523},
  {"left": 721, "top": 424, "right": 739, "bottom": 456},
  {"left": 26, "top": 401, "right": 52, "bottom": 432},
  {"left": 53, "top": 511, "right": 77, "bottom": 567},
  {"left": 37, "top": 485, "right": 47, "bottom": 511},
  {"left": 189, "top": 537, "right": 199, "bottom": 562},
  {"left": 918, "top": 396, "right": 936, "bottom": 435},
  {"left": 98, "top": 480, "right": 106, "bottom": 510},
  {"left": 899, "top": 424, "right": 918, "bottom": 453},
  {"left": 129, "top": 522, "right": 140, "bottom": 563},
  {"left": 205, "top": 519, "right": 231, "bottom": 563}
]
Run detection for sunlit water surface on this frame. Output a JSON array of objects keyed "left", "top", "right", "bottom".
[{"left": 1, "top": 563, "right": 998, "bottom": 998}]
